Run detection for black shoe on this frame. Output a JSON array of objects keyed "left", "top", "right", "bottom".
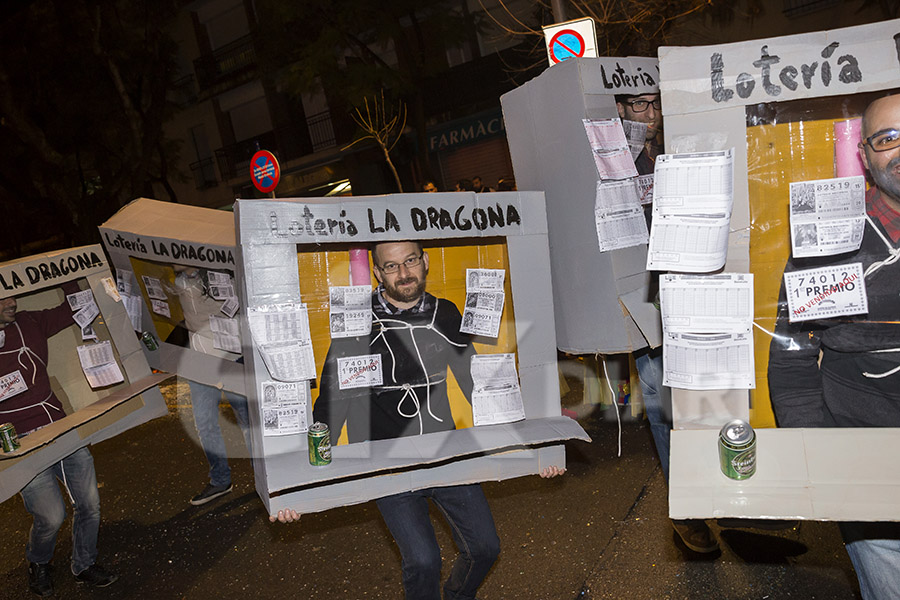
[
  {"left": 672, "top": 519, "right": 720, "bottom": 553},
  {"left": 190, "top": 483, "right": 233, "bottom": 506},
  {"left": 28, "top": 562, "right": 53, "bottom": 597},
  {"left": 73, "top": 564, "right": 118, "bottom": 587}
]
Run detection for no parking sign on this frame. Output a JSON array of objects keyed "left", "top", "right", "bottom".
[
  {"left": 543, "top": 17, "right": 598, "bottom": 65},
  {"left": 250, "top": 150, "right": 280, "bottom": 194}
]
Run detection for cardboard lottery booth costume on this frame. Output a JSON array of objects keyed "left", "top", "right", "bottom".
[
  {"left": 500, "top": 56, "right": 663, "bottom": 356},
  {"left": 656, "top": 19, "right": 900, "bottom": 520},
  {"left": 98, "top": 198, "right": 245, "bottom": 396},
  {"left": 0, "top": 245, "right": 167, "bottom": 503},
  {"left": 234, "top": 193, "right": 588, "bottom": 516}
]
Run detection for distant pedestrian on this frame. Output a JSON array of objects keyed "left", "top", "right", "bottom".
[
  {"left": 472, "top": 176, "right": 494, "bottom": 193},
  {"left": 423, "top": 180, "right": 439, "bottom": 193},
  {"left": 455, "top": 178, "right": 474, "bottom": 192},
  {"left": 496, "top": 176, "right": 516, "bottom": 191}
]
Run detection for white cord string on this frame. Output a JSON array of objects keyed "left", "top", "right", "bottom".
[{"left": 601, "top": 355, "right": 622, "bottom": 458}]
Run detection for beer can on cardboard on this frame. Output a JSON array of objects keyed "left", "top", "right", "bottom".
[
  {"left": 0, "top": 422, "right": 20, "bottom": 453},
  {"left": 141, "top": 331, "right": 158, "bottom": 351},
  {"left": 308, "top": 422, "right": 331, "bottom": 466},
  {"left": 718, "top": 419, "right": 756, "bottom": 480}
]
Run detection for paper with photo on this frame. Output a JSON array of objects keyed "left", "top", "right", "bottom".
[
  {"left": 470, "top": 354, "right": 525, "bottom": 426},
  {"left": 789, "top": 176, "right": 866, "bottom": 258},
  {"left": 66, "top": 290, "right": 95, "bottom": 311},
  {"left": 207, "top": 271, "right": 235, "bottom": 300},
  {"left": 329, "top": 285, "right": 372, "bottom": 339},
  {"left": 466, "top": 269, "right": 505, "bottom": 292},
  {"left": 81, "top": 324, "right": 97, "bottom": 342},
  {"left": 460, "top": 291, "right": 504, "bottom": 338},
  {"left": 116, "top": 269, "right": 133, "bottom": 295},
  {"left": 594, "top": 179, "right": 649, "bottom": 252},
  {"left": 663, "top": 331, "right": 754, "bottom": 390},
  {"left": 73, "top": 301, "right": 100, "bottom": 329},
  {"left": 260, "top": 380, "right": 309, "bottom": 436},
  {"left": 784, "top": 262, "right": 868, "bottom": 323},
  {"left": 660, "top": 273, "right": 753, "bottom": 334},
  {"left": 141, "top": 275, "right": 167, "bottom": 300}
]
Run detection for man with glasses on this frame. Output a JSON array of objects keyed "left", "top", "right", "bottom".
[
  {"left": 276, "top": 240, "right": 563, "bottom": 600},
  {"left": 769, "top": 94, "right": 900, "bottom": 599}
]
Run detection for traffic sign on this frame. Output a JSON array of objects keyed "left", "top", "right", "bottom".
[
  {"left": 543, "top": 17, "right": 598, "bottom": 66},
  {"left": 250, "top": 150, "right": 280, "bottom": 194}
]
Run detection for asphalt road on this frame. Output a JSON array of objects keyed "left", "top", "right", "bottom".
[{"left": 0, "top": 383, "right": 862, "bottom": 599}]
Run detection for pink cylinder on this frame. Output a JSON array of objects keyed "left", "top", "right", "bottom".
[
  {"left": 834, "top": 118, "right": 865, "bottom": 178},
  {"left": 349, "top": 248, "right": 370, "bottom": 285}
]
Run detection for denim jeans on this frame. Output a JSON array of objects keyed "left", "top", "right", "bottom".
[
  {"left": 635, "top": 346, "right": 672, "bottom": 482},
  {"left": 841, "top": 521, "right": 900, "bottom": 600},
  {"left": 20, "top": 446, "right": 100, "bottom": 574},
  {"left": 188, "top": 381, "right": 250, "bottom": 488},
  {"left": 375, "top": 484, "right": 500, "bottom": 600}
]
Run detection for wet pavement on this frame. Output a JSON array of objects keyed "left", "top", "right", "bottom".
[{"left": 0, "top": 381, "right": 862, "bottom": 599}]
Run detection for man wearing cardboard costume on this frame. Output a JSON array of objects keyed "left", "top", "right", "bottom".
[
  {"left": 167, "top": 265, "right": 251, "bottom": 506},
  {"left": 274, "top": 240, "right": 563, "bottom": 600},
  {"left": 769, "top": 94, "right": 900, "bottom": 600},
  {"left": 0, "top": 286, "right": 118, "bottom": 596},
  {"left": 615, "top": 92, "right": 719, "bottom": 554}
]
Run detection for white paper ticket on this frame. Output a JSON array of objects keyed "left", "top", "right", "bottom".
[
  {"left": 338, "top": 354, "right": 383, "bottom": 390},
  {"left": 141, "top": 276, "right": 167, "bottom": 300},
  {"left": 784, "top": 262, "right": 868, "bottom": 322},
  {"left": 0, "top": 370, "right": 27, "bottom": 401}
]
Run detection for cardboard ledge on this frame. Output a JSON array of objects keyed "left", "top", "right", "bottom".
[{"left": 0, "top": 373, "right": 171, "bottom": 461}]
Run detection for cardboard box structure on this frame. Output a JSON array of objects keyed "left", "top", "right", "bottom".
[
  {"left": 234, "top": 193, "right": 589, "bottom": 515},
  {"left": 501, "top": 57, "right": 663, "bottom": 354},
  {"left": 0, "top": 246, "right": 167, "bottom": 502},
  {"left": 99, "top": 198, "right": 245, "bottom": 395},
  {"left": 660, "top": 19, "right": 900, "bottom": 520}
]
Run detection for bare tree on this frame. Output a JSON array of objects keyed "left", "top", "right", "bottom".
[{"left": 344, "top": 91, "right": 408, "bottom": 192}]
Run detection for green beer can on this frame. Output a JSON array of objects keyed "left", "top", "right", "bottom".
[
  {"left": 718, "top": 419, "right": 756, "bottom": 480},
  {"left": 308, "top": 422, "right": 331, "bottom": 466},
  {"left": 0, "top": 422, "right": 20, "bottom": 453}
]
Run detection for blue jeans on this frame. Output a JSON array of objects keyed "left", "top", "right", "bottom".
[
  {"left": 188, "top": 381, "right": 250, "bottom": 488},
  {"left": 20, "top": 447, "right": 100, "bottom": 574},
  {"left": 375, "top": 484, "right": 500, "bottom": 600},
  {"left": 635, "top": 346, "right": 672, "bottom": 482},
  {"left": 841, "top": 521, "right": 900, "bottom": 600}
]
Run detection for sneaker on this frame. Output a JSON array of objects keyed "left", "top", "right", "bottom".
[
  {"left": 27, "top": 562, "right": 53, "bottom": 597},
  {"left": 672, "top": 519, "right": 720, "bottom": 553},
  {"left": 73, "top": 564, "right": 118, "bottom": 587},
  {"left": 190, "top": 483, "right": 233, "bottom": 506}
]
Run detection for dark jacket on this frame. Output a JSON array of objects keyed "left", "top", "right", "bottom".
[
  {"left": 313, "top": 291, "right": 476, "bottom": 443},
  {"left": 768, "top": 189, "right": 900, "bottom": 427}
]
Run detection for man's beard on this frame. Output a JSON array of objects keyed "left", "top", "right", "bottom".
[
  {"left": 385, "top": 275, "right": 426, "bottom": 304},
  {"left": 871, "top": 155, "right": 900, "bottom": 203}
]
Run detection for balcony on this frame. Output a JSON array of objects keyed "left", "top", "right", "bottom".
[
  {"left": 307, "top": 110, "right": 337, "bottom": 152},
  {"left": 193, "top": 35, "right": 257, "bottom": 91},
  {"left": 215, "top": 130, "right": 278, "bottom": 181},
  {"left": 189, "top": 157, "right": 218, "bottom": 189}
]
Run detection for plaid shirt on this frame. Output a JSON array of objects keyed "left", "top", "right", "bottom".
[
  {"left": 374, "top": 284, "right": 434, "bottom": 316},
  {"left": 867, "top": 186, "right": 900, "bottom": 243}
]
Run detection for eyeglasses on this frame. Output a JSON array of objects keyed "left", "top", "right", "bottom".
[
  {"left": 625, "top": 98, "right": 661, "bottom": 113},
  {"left": 861, "top": 129, "right": 900, "bottom": 152},
  {"left": 377, "top": 253, "right": 423, "bottom": 274}
]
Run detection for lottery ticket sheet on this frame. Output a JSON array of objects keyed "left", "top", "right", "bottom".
[
  {"left": 660, "top": 273, "right": 753, "bottom": 334},
  {"left": 789, "top": 176, "right": 866, "bottom": 258},
  {"left": 470, "top": 353, "right": 525, "bottom": 426},
  {"left": 663, "top": 331, "right": 754, "bottom": 390},
  {"left": 784, "top": 262, "right": 868, "bottom": 323},
  {"left": 76, "top": 340, "right": 125, "bottom": 388},
  {"left": 260, "top": 380, "right": 309, "bottom": 436},
  {"left": 582, "top": 118, "right": 639, "bottom": 180},
  {"left": 461, "top": 269, "right": 506, "bottom": 338},
  {"left": 328, "top": 285, "right": 372, "bottom": 339},
  {"left": 593, "top": 179, "right": 649, "bottom": 252},
  {"left": 248, "top": 303, "right": 316, "bottom": 381}
]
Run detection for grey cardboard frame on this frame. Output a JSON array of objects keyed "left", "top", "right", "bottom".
[
  {"left": 501, "top": 57, "right": 663, "bottom": 354},
  {"left": 660, "top": 19, "right": 900, "bottom": 519},
  {"left": 0, "top": 245, "right": 167, "bottom": 502},
  {"left": 98, "top": 198, "right": 245, "bottom": 395},
  {"left": 234, "top": 193, "right": 589, "bottom": 515}
]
